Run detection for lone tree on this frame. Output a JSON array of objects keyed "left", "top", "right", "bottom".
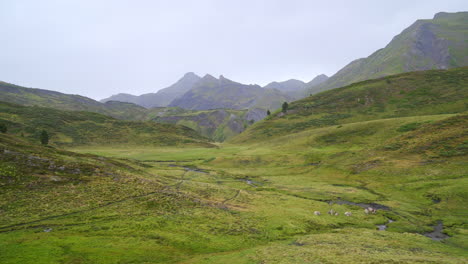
[
  {"left": 282, "top": 102, "right": 289, "bottom": 113},
  {"left": 40, "top": 130, "right": 49, "bottom": 145},
  {"left": 0, "top": 123, "right": 7, "bottom": 133},
  {"left": 267, "top": 109, "right": 271, "bottom": 116}
]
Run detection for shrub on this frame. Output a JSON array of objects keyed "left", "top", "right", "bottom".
[
  {"left": 40, "top": 130, "right": 49, "bottom": 145},
  {"left": 0, "top": 123, "right": 6, "bottom": 133}
]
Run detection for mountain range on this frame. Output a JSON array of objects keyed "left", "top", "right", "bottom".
[
  {"left": 101, "top": 72, "right": 201, "bottom": 108},
  {"left": 1, "top": 11, "right": 466, "bottom": 142},
  {"left": 101, "top": 73, "right": 330, "bottom": 111}
]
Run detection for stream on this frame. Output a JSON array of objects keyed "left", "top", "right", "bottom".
[
  {"left": 377, "top": 219, "right": 394, "bottom": 231},
  {"left": 328, "top": 200, "right": 391, "bottom": 210},
  {"left": 168, "top": 164, "right": 208, "bottom": 174},
  {"left": 424, "top": 221, "right": 449, "bottom": 241}
]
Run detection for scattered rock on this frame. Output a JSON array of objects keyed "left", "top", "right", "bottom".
[
  {"left": 289, "top": 240, "right": 305, "bottom": 246},
  {"left": 50, "top": 176, "right": 62, "bottom": 182}
]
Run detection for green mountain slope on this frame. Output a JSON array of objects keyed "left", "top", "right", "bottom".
[
  {"left": 0, "top": 81, "right": 148, "bottom": 120},
  {"left": 309, "top": 12, "right": 468, "bottom": 94},
  {"left": 0, "top": 102, "right": 212, "bottom": 147},
  {"left": 233, "top": 67, "right": 468, "bottom": 143}
]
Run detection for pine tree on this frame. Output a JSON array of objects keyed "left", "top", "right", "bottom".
[
  {"left": 282, "top": 102, "right": 289, "bottom": 113},
  {"left": 40, "top": 130, "right": 49, "bottom": 145}
]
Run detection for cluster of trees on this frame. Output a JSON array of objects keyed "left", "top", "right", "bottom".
[{"left": 266, "top": 102, "right": 289, "bottom": 117}]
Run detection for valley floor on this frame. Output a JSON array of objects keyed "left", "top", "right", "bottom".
[{"left": 1, "top": 114, "right": 467, "bottom": 263}]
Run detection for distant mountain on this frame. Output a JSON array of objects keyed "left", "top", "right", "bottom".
[
  {"left": 0, "top": 81, "right": 147, "bottom": 120},
  {"left": 101, "top": 72, "right": 201, "bottom": 108},
  {"left": 264, "top": 75, "right": 328, "bottom": 99},
  {"left": 309, "top": 12, "right": 468, "bottom": 94},
  {"left": 263, "top": 79, "right": 305, "bottom": 100},
  {"left": 264, "top": 79, "right": 305, "bottom": 93},
  {"left": 169, "top": 75, "right": 291, "bottom": 111},
  {"left": 307, "top": 74, "right": 329, "bottom": 87}
]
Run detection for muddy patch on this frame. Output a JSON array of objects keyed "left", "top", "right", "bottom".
[
  {"left": 424, "top": 221, "right": 449, "bottom": 241},
  {"left": 168, "top": 164, "right": 208, "bottom": 174}
]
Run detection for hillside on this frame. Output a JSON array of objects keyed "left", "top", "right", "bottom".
[
  {"left": 309, "top": 12, "right": 468, "bottom": 94},
  {"left": 101, "top": 72, "right": 201, "bottom": 108},
  {"left": 0, "top": 81, "right": 270, "bottom": 142},
  {"left": 233, "top": 67, "right": 468, "bottom": 143},
  {"left": 169, "top": 74, "right": 291, "bottom": 111},
  {"left": 0, "top": 102, "right": 212, "bottom": 147},
  {"left": 153, "top": 108, "right": 265, "bottom": 141},
  {"left": 0, "top": 81, "right": 148, "bottom": 120}
]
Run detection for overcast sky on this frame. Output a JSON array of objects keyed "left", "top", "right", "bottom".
[{"left": 1, "top": 0, "right": 466, "bottom": 100}]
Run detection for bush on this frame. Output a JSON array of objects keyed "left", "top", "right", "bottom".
[
  {"left": 0, "top": 123, "right": 6, "bottom": 133},
  {"left": 397, "top": 122, "right": 423, "bottom": 132},
  {"left": 40, "top": 130, "right": 49, "bottom": 145}
]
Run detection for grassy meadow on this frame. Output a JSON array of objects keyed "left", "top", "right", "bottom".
[
  {"left": 1, "top": 113, "right": 464, "bottom": 263},
  {"left": 0, "top": 68, "right": 467, "bottom": 263}
]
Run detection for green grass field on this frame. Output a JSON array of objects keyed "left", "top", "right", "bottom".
[
  {"left": 1, "top": 68, "right": 467, "bottom": 263},
  {"left": 1, "top": 112, "right": 465, "bottom": 263}
]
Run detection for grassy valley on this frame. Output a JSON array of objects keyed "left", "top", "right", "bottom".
[{"left": 0, "top": 68, "right": 466, "bottom": 263}]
